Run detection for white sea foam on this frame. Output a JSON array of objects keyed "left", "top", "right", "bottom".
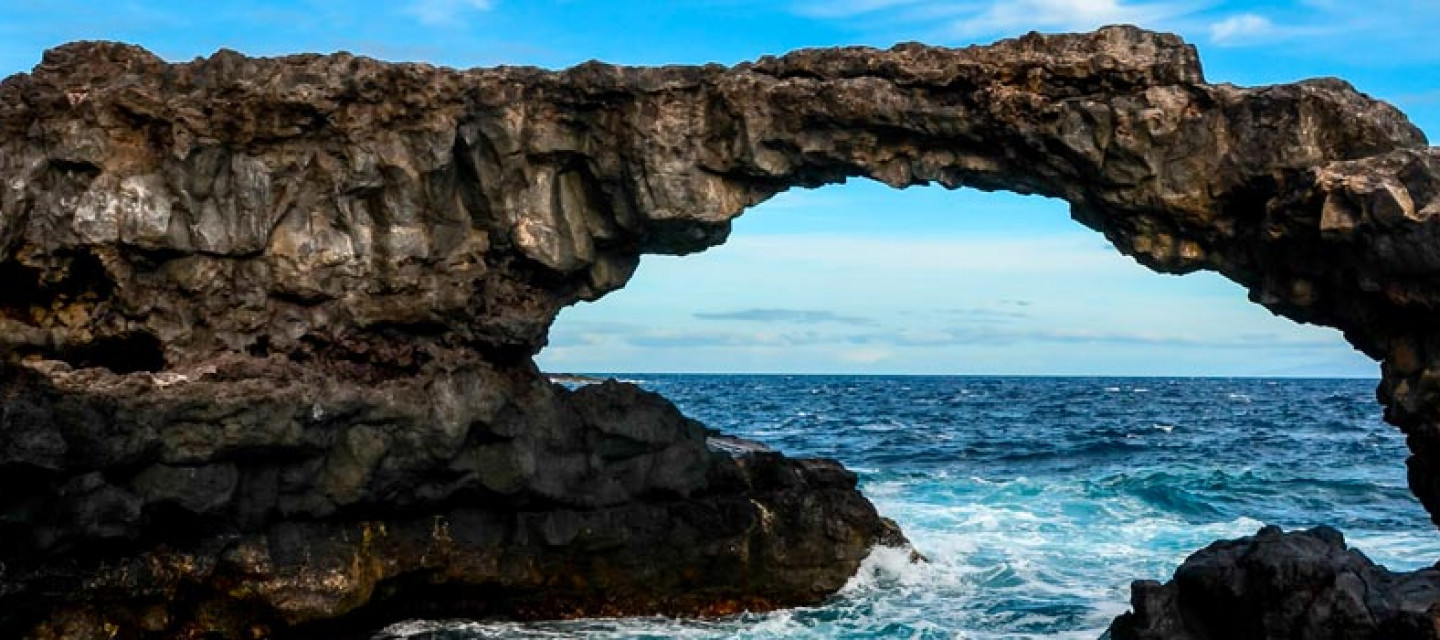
[
  {"left": 1345, "top": 530, "right": 1440, "bottom": 570},
  {"left": 842, "top": 545, "right": 933, "bottom": 592},
  {"left": 383, "top": 377, "right": 1435, "bottom": 640}
]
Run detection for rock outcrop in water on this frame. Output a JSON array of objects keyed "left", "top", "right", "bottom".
[
  {"left": 2, "top": 363, "right": 903, "bottom": 637},
  {"left": 1108, "top": 526, "right": 1440, "bottom": 640},
  {"left": 2, "top": 24, "right": 1439, "bottom": 637}
]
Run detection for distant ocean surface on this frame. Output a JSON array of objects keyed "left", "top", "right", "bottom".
[{"left": 381, "top": 376, "right": 1440, "bottom": 639}]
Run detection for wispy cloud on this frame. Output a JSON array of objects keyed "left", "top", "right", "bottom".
[
  {"left": 943, "top": 0, "right": 1199, "bottom": 38},
  {"left": 1203, "top": 10, "right": 1341, "bottom": 47},
  {"left": 729, "top": 233, "right": 1124, "bottom": 274},
  {"left": 838, "top": 348, "right": 895, "bottom": 364},
  {"left": 935, "top": 306, "right": 1029, "bottom": 320},
  {"left": 694, "top": 308, "right": 878, "bottom": 326},
  {"left": 902, "top": 300, "right": 1034, "bottom": 322},
  {"left": 548, "top": 321, "right": 834, "bottom": 349},
  {"left": 544, "top": 321, "right": 650, "bottom": 348},
  {"left": 405, "top": 0, "right": 494, "bottom": 27},
  {"left": 1016, "top": 329, "right": 1335, "bottom": 350},
  {"left": 552, "top": 317, "right": 1336, "bottom": 353},
  {"left": 792, "top": 0, "right": 932, "bottom": 19},
  {"left": 628, "top": 330, "right": 828, "bottom": 348},
  {"left": 792, "top": 0, "right": 1206, "bottom": 40},
  {"left": 841, "top": 326, "right": 1338, "bottom": 350},
  {"left": 1208, "top": 12, "right": 1273, "bottom": 44},
  {"left": 785, "top": 0, "right": 1440, "bottom": 64}
]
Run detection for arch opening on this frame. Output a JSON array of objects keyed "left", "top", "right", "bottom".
[
  {"left": 536, "top": 180, "right": 1438, "bottom": 637},
  {"left": 542, "top": 180, "right": 1375, "bottom": 378}
]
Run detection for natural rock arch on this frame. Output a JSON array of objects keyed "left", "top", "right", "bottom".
[{"left": 3, "top": 25, "right": 1440, "bottom": 636}]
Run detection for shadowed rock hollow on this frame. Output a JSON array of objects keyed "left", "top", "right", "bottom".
[{"left": 2, "top": 24, "right": 1439, "bottom": 638}]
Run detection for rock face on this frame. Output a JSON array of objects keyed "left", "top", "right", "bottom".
[
  {"left": 1, "top": 361, "right": 903, "bottom": 637},
  {"left": 1108, "top": 526, "right": 1440, "bottom": 639},
  {"left": 1, "top": 24, "right": 1439, "bottom": 637}
]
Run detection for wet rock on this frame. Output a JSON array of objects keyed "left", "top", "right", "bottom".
[
  {"left": 0, "top": 357, "right": 901, "bottom": 637},
  {"left": 1108, "top": 526, "right": 1440, "bottom": 640}
]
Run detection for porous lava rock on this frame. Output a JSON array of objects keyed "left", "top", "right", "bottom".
[
  {"left": 2, "top": 23, "right": 1439, "bottom": 637},
  {"left": 1108, "top": 526, "right": 1440, "bottom": 640},
  {"left": 1, "top": 361, "right": 903, "bottom": 638}
]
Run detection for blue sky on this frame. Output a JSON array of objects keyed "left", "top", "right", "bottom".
[{"left": 3, "top": 1, "right": 1437, "bottom": 376}]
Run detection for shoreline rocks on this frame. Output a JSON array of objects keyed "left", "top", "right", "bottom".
[
  {"left": 1108, "top": 526, "right": 1440, "bottom": 640},
  {"left": 1, "top": 361, "right": 903, "bottom": 638}
]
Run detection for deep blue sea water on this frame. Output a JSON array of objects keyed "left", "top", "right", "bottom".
[{"left": 383, "top": 376, "right": 1440, "bottom": 639}]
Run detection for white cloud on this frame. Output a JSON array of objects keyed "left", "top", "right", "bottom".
[
  {"left": 1209, "top": 13, "right": 1274, "bottom": 44},
  {"left": 792, "top": 0, "right": 933, "bottom": 19},
  {"left": 1203, "top": 11, "right": 1351, "bottom": 48},
  {"left": 405, "top": 0, "right": 494, "bottom": 27},
  {"left": 730, "top": 233, "right": 1125, "bottom": 274},
  {"left": 791, "top": 0, "right": 1205, "bottom": 39},
  {"left": 787, "top": 0, "right": 1440, "bottom": 63},
  {"left": 838, "top": 348, "right": 895, "bottom": 364},
  {"left": 946, "top": 0, "right": 1197, "bottom": 37}
]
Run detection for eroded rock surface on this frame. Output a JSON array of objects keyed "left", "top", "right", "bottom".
[
  {"left": 1108, "top": 526, "right": 1440, "bottom": 640},
  {"left": 1, "top": 24, "right": 1439, "bottom": 637},
  {"left": 1, "top": 361, "right": 902, "bottom": 638}
]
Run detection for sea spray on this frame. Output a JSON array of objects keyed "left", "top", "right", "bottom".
[{"left": 382, "top": 376, "right": 1440, "bottom": 639}]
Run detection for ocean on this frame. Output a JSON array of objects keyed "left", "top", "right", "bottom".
[{"left": 380, "top": 375, "right": 1440, "bottom": 639}]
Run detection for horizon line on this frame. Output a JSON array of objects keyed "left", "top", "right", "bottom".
[{"left": 544, "top": 371, "right": 1381, "bottom": 381}]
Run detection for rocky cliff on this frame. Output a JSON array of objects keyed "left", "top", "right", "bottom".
[{"left": 1, "top": 25, "right": 1438, "bottom": 637}]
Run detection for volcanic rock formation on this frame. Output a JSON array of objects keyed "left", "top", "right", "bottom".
[
  {"left": 1108, "top": 526, "right": 1440, "bottom": 640},
  {"left": 1, "top": 24, "right": 1438, "bottom": 637}
]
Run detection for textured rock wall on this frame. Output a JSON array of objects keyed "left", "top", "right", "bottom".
[
  {"left": 2, "top": 356, "right": 902, "bottom": 637},
  {"left": 1, "top": 24, "right": 1438, "bottom": 637},
  {"left": 3, "top": 29, "right": 1422, "bottom": 375},
  {"left": 1108, "top": 526, "right": 1440, "bottom": 639}
]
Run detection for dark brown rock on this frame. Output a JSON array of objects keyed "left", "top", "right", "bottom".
[
  {"left": 2, "top": 23, "right": 1439, "bottom": 638},
  {"left": 1107, "top": 526, "right": 1440, "bottom": 640},
  {"left": 0, "top": 356, "right": 901, "bottom": 638}
]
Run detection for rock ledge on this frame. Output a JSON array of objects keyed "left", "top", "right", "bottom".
[{"left": 1109, "top": 526, "right": 1440, "bottom": 640}]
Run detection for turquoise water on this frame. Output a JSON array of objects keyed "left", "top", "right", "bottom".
[{"left": 380, "top": 376, "right": 1440, "bottom": 639}]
